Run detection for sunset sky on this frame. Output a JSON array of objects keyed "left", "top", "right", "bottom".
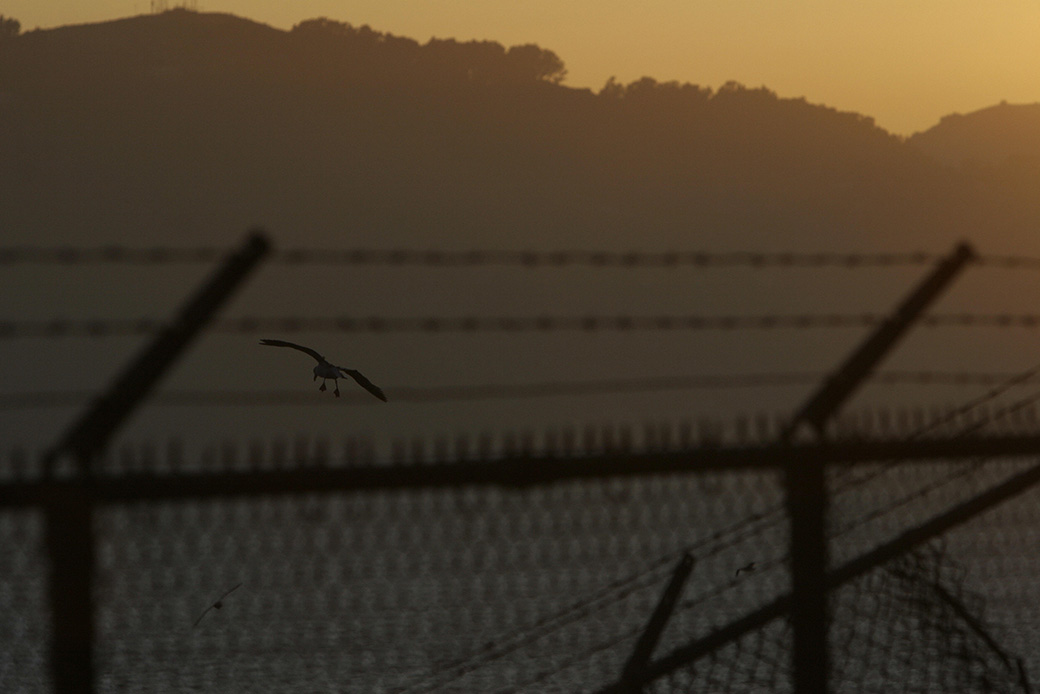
[{"left": 5, "top": 1, "right": 1040, "bottom": 135}]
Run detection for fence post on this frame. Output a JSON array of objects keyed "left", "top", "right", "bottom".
[
  {"left": 616, "top": 554, "right": 695, "bottom": 692},
  {"left": 44, "top": 483, "right": 94, "bottom": 694},
  {"left": 779, "top": 241, "right": 975, "bottom": 694},
  {"left": 41, "top": 230, "right": 270, "bottom": 694}
]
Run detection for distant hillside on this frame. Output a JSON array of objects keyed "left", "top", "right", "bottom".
[
  {"left": 908, "top": 102, "right": 1040, "bottom": 167},
  {"left": 0, "top": 9, "right": 1037, "bottom": 252}
]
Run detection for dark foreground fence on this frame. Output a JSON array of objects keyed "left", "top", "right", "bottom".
[
  {"left": 3, "top": 414, "right": 1040, "bottom": 694},
  {"left": 6, "top": 237, "right": 1039, "bottom": 692}
]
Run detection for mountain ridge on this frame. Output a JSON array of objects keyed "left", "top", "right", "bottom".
[
  {"left": 908, "top": 101, "right": 1040, "bottom": 166},
  {"left": 1, "top": 9, "right": 1037, "bottom": 253}
]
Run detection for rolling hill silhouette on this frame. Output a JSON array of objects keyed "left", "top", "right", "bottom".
[
  {"left": 3, "top": 8, "right": 1036, "bottom": 251},
  {"left": 908, "top": 102, "right": 1040, "bottom": 168}
]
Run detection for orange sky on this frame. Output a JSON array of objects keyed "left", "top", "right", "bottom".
[{"left": 6, "top": 1, "right": 1040, "bottom": 135}]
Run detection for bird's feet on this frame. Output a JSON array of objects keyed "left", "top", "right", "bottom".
[
  {"left": 334, "top": 387, "right": 341, "bottom": 398},
  {"left": 319, "top": 382, "right": 327, "bottom": 392}
]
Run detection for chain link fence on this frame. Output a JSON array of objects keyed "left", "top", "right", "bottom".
[{"left": 1, "top": 432, "right": 1038, "bottom": 693}]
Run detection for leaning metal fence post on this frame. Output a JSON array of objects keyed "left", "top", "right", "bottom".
[
  {"left": 778, "top": 241, "right": 975, "bottom": 694},
  {"left": 615, "top": 554, "right": 695, "bottom": 692},
  {"left": 40, "top": 230, "right": 270, "bottom": 694}
]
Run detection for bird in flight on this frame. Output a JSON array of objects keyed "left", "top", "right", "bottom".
[
  {"left": 260, "top": 339, "right": 388, "bottom": 401},
  {"left": 735, "top": 562, "right": 756, "bottom": 577},
  {"left": 193, "top": 583, "right": 242, "bottom": 628}
]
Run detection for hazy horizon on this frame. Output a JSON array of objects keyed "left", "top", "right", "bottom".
[{"left": 4, "top": 1, "right": 1040, "bottom": 136}]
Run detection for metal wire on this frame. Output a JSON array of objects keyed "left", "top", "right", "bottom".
[
  {"left": 3, "top": 245, "right": 1040, "bottom": 270},
  {"left": 2, "top": 372, "right": 1037, "bottom": 410},
  {"left": 7, "top": 313, "right": 1040, "bottom": 338},
  {"left": 0, "top": 247, "right": 943, "bottom": 267}
]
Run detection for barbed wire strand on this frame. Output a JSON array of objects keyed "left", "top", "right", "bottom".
[
  {"left": 4, "top": 245, "right": 1040, "bottom": 270},
  {"left": 7, "top": 313, "right": 1040, "bottom": 339},
  {"left": 829, "top": 360, "right": 1040, "bottom": 494},
  {"left": 3, "top": 372, "right": 1038, "bottom": 411},
  {"left": 0, "top": 248, "right": 938, "bottom": 266},
  {"left": 828, "top": 381, "right": 1040, "bottom": 538}
]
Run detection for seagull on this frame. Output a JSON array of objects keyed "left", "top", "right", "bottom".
[
  {"left": 735, "top": 562, "right": 756, "bottom": 577},
  {"left": 193, "top": 583, "right": 242, "bottom": 628},
  {"left": 260, "top": 339, "right": 388, "bottom": 401}
]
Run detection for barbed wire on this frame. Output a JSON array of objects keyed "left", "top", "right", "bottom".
[
  {"left": 0, "top": 247, "right": 942, "bottom": 266},
  {"left": 7, "top": 313, "right": 1040, "bottom": 339},
  {"left": 391, "top": 370, "right": 1040, "bottom": 692},
  {"left": 2, "top": 371, "right": 1037, "bottom": 410},
  {"left": 3, "top": 245, "right": 1040, "bottom": 269},
  {"left": 828, "top": 367, "right": 1040, "bottom": 538},
  {"left": 0, "top": 247, "right": 227, "bottom": 264},
  {"left": 464, "top": 363, "right": 1040, "bottom": 690},
  {"left": 518, "top": 371, "right": 1040, "bottom": 690}
]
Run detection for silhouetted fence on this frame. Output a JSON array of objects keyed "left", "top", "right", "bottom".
[
  {"left": 6, "top": 245, "right": 1040, "bottom": 270},
  {"left": 6, "top": 235, "right": 1039, "bottom": 693},
  {"left": 2, "top": 418, "right": 1039, "bottom": 693}
]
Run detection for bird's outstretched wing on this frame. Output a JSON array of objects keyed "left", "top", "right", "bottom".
[
  {"left": 260, "top": 339, "right": 325, "bottom": 364},
  {"left": 341, "top": 368, "right": 388, "bottom": 402}
]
